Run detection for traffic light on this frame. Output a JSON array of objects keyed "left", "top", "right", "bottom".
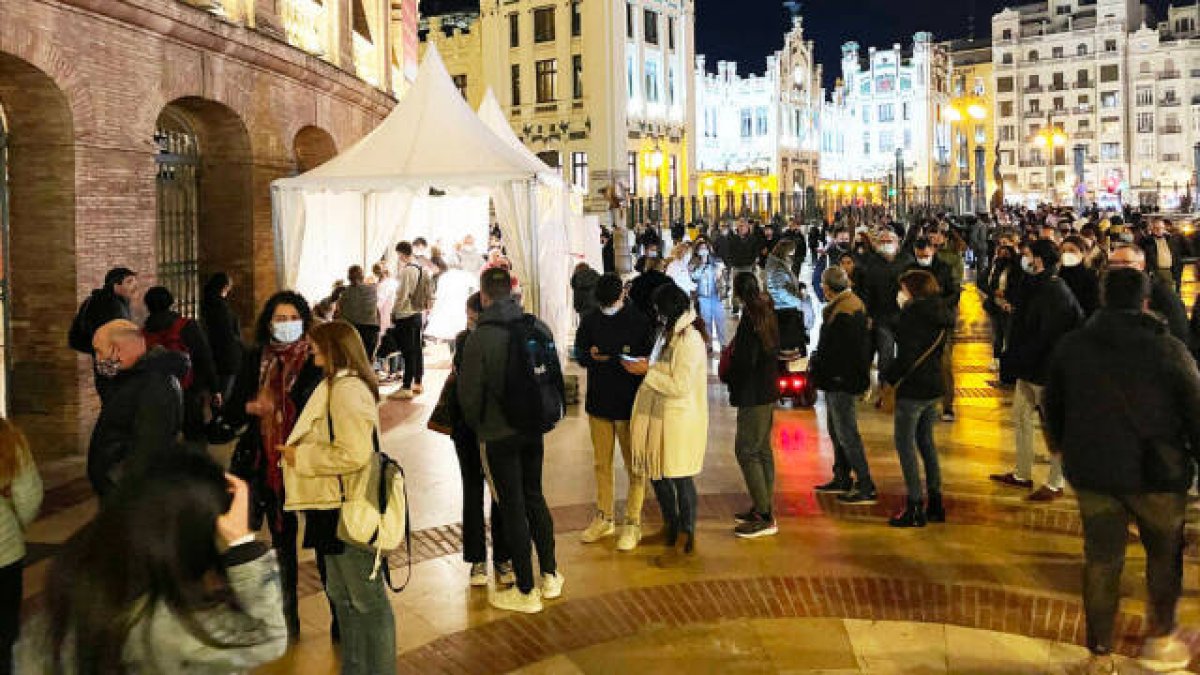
[{"left": 888, "top": 187, "right": 897, "bottom": 197}]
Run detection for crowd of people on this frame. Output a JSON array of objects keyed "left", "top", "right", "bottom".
[{"left": 0, "top": 197, "right": 1194, "bottom": 673}]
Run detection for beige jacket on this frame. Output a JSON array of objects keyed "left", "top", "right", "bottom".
[
  {"left": 630, "top": 311, "right": 709, "bottom": 480},
  {"left": 283, "top": 372, "right": 378, "bottom": 511}
]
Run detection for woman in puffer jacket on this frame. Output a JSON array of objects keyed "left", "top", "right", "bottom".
[
  {"left": 281, "top": 320, "right": 395, "bottom": 675},
  {"left": 764, "top": 239, "right": 808, "bottom": 355}
]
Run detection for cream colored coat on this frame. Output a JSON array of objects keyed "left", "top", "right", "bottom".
[
  {"left": 630, "top": 311, "right": 709, "bottom": 480},
  {"left": 282, "top": 372, "right": 378, "bottom": 511}
]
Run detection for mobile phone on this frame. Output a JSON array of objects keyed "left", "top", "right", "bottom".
[{"left": 620, "top": 354, "right": 643, "bottom": 362}]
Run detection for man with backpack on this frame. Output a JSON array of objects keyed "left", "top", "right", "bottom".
[
  {"left": 387, "top": 241, "right": 433, "bottom": 400},
  {"left": 69, "top": 267, "right": 139, "bottom": 398},
  {"left": 458, "top": 267, "right": 565, "bottom": 615},
  {"left": 143, "top": 286, "right": 219, "bottom": 451}
]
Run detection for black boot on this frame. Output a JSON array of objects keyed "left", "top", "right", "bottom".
[
  {"left": 665, "top": 522, "right": 679, "bottom": 548},
  {"left": 926, "top": 491, "right": 945, "bottom": 523},
  {"left": 888, "top": 500, "right": 927, "bottom": 528}
]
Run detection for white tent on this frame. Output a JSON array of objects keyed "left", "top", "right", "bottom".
[{"left": 271, "top": 46, "right": 572, "bottom": 348}]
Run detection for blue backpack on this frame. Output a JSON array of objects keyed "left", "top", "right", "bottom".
[{"left": 502, "top": 315, "right": 566, "bottom": 434}]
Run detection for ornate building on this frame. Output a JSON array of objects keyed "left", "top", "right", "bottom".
[
  {"left": 820, "top": 34, "right": 952, "bottom": 192},
  {"left": 693, "top": 11, "right": 822, "bottom": 213},
  {"left": 1, "top": 0, "right": 416, "bottom": 459},
  {"left": 945, "top": 38, "right": 995, "bottom": 212}
]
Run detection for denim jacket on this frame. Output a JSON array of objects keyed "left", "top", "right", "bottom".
[{"left": 690, "top": 260, "right": 722, "bottom": 299}]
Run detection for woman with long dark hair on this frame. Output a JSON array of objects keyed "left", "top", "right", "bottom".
[
  {"left": 200, "top": 272, "right": 243, "bottom": 403},
  {"left": 282, "top": 321, "right": 395, "bottom": 674},
  {"left": 628, "top": 284, "right": 709, "bottom": 566},
  {"left": 884, "top": 270, "right": 953, "bottom": 528},
  {"left": 21, "top": 452, "right": 287, "bottom": 672},
  {"left": 225, "top": 291, "right": 323, "bottom": 640},
  {"left": 764, "top": 239, "right": 808, "bottom": 355},
  {"left": 721, "top": 273, "right": 780, "bottom": 539}
]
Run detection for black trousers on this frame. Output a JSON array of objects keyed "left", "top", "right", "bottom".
[
  {"left": 775, "top": 308, "right": 807, "bottom": 355},
  {"left": 453, "top": 424, "right": 509, "bottom": 565},
  {"left": 391, "top": 314, "right": 424, "bottom": 388},
  {"left": 1076, "top": 490, "right": 1186, "bottom": 654},
  {"left": 485, "top": 434, "right": 556, "bottom": 594},
  {"left": 268, "top": 508, "right": 302, "bottom": 638},
  {"left": 0, "top": 559, "right": 21, "bottom": 675},
  {"left": 352, "top": 324, "right": 380, "bottom": 360}
]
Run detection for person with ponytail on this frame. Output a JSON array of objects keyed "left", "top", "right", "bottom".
[
  {"left": 628, "top": 284, "right": 709, "bottom": 566},
  {"left": 721, "top": 273, "right": 780, "bottom": 539}
]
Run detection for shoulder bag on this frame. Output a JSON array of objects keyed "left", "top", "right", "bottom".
[{"left": 879, "top": 329, "right": 946, "bottom": 414}]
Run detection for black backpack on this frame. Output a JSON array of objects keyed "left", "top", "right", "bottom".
[
  {"left": 501, "top": 315, "right": 566, "bottom": 434},
  {"left": 68, "top": 295, "right": 96, "bottom": 354}
]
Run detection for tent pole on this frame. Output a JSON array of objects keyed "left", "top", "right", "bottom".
[
  {"left": 527, "top": 178, "right": 540, "bottom": 316},
  {"left": 270, "top": 185, "right": 286, "bottom": 290}
]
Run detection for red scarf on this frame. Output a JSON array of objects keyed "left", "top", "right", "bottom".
[{"left": 258, "top": 339, "right": 310, "bottom": 533}]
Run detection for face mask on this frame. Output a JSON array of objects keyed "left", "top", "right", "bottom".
[
  {"left": 835, "top": 240, "right": 850, "bottom": 248},
  {"left": 896, "top": 290, "right": 912, "bottom": 309},
  {"left": 697, "top": 250, "right": 709, "bottom": 259},
  {"left": 601, "top": 301, "right": 623, "bottom": 316},
  {"left": 1020, "top": 257, "right": 1035, "bottom": 273},
  {"left": 271, "top": 319, "right": 305, "bottom": 344},
  {"left": 879, "top": 243, "right": 898, "bottom": 256},
  {"left": 916, "top": 256, "right": 933, "bottom": 267},
  {"left": 1119, "top": 233, "right": 1134, "bottom": 243},
  {"left": 1061, "top": 252, "right": 1083, "bottom": 267},
  {"left": 96, "top": 356, "right": 122, "bottom": 379}
]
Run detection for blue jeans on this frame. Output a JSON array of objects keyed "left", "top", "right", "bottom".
[
  {"left": 697, "top": 294, "right": 727, "bottom": 347},
  {"left": 325, "top": 545, "right": 397, "bottom": 675},
  {"left": 893, "top": 398, "right": 941, "bottom": 501},
  {"left": 825, "top": 391, "right": 874, "bottom": 491},
  {"left": 652, "top": 477, "right": 698, "bottom": 535}
]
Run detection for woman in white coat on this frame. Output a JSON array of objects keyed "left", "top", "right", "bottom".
[
  {"left": 627, "top": 283, "right": 709, "bottom": 563},
  {"left": 281, "top": 320, "right": 395, "bottom": 675}
]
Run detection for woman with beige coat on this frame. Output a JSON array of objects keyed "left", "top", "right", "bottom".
[
  {"left": 627, "top": 284, "right": 709, "bottom": 563},
  {"left": 281, "top": 320, "right": 395, "bottom": 675}
]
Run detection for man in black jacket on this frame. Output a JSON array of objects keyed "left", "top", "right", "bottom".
[
  {"left": 991, "top": 240, "right": 1082, "bottom": 502},
  {"left": 143, "top": 286, "right": 219, "bottom": 450},
  {"left": 71, "top": 267, "right": 139, "bottom": 399},
  {"left": 1044, "top": 269, "right": 1200, "bottom": 673},
  {"left": 858, "top": 229, "right": 910, "bottom": 388},
  {"left": 1109, "top": 245, "right": 1190, "bottom": 345},
  {"left": 726, "top": 219, "right": 763, "bottom": 312},
  {"left": 809, "top": 267, "right": 875, "bottom": 504},
  {"left": 575, "top": 274, "right": 655, "bottom": 551},
  {"left": 1140, "top": 217, "right": 1186, "bottom": 293},
  {"left": 907, "top": 237, "right": 962, "bottom": 420},
  {"left": 627, "top": 258, "right": 672, "bottom": 320},
  {"left": 87, "top": 319, "right": 186, "bottom": 496}
]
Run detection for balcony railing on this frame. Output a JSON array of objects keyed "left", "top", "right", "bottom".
[
  {"left": 1162, "top": 125, "right": 1183, "bottom": 134},
  {"left": 1024, "top": 85, "right": 1044, "bottom": 93},
  {"left": 1075, "top": 130, "right": 1095, "bottom": 139},
  {"left": 1049, "top": 83, "right": 1068, "bottom": 91},
  {"left": 1163, "top": 153, "right": 1182, "bottom": 162},
  {"left": 1158, "top": 70, "right": 1181, "bottom": 80},
  {"left": 1191, "top": 69, "right": 1200, "bottom": 78},
  {"left": 280, "top": 0, "right": 328, "bottom": 56},
  {"left": 1160, "top": 98, "right": 1181, "bottom": 107},
  {"left": 1074, "top": 81, "right": 1092, "bottom": 89}
]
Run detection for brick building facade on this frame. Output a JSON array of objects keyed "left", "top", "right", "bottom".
[{"left": 1, "top": 0, "right": 398, "bottom": 460}]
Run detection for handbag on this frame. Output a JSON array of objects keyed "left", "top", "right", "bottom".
[
  {"left": 426, "top": 374, "right": 460, "bottom": 436},
  {"left": 879, "top": 329, "right": 946, "bottom": 415},
  {"left": 718, "top": 342, "right": 735, "bottom": 383}
]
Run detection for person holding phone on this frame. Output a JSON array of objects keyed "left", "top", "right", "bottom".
[
  {"left": 20, "top": 452, "right": 288, "bottom": 672},
  {"left": 576, "top": 274, "right": 655, "bottom": 551}
]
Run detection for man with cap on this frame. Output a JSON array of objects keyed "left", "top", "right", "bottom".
[
  {"left": 990, "top": 239, "right": 1083, "bottom": 502},
  {"left": 87, "top": 319, "right": 187, "bottom": 496}
]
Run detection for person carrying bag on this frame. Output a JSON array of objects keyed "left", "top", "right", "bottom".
[{"left": 281, "top": 320, "right": 397, "bottom": 675}]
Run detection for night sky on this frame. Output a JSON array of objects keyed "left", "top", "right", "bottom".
[{"left": 694, "top": 0, "right": 1175, "bottom": 89}]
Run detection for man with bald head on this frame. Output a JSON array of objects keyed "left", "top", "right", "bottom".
[
  {"left": 1108, "top": 245, "right": 1190, "bottom": 345},
  {"left": 87, "top": 319, "right": 187, "bottom": 495}
]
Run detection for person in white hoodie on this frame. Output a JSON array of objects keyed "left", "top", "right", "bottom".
[
  {"left": 664, "top": 242, "right": 696, "bottom": 297},
  {"left": 0, "top": 419, "right": 40, "bottom": 674}
]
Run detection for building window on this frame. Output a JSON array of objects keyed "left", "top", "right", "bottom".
[
  {"left": 999, "top": 125, "right": 1015, "bottom": 141},
  {"left": 452, "top": 74, "right": 468, "bottom": 99},
  {"left": 536, "top": 58, "right": 558, "bottom": 103},
  {"left": 1056, "top": 4, "right": 1070, "bottom": 14},
  {"left": 625, "top": 2, "right": 633, "bottom": 39},
  {"left": 1052, "top": 72, "right": 1064, "bottom": 89},
  {"left": 571, "top": 1, "right": 581, "bottom": 37},
  {"left": 573, "top": 55, "right": 583, "bottom": 99},
  {"left": 1030, "top": 99, "right": 1040, "bottom": 113},
  {"left": 1099, "top": 64, "right": 1119, "bottom": 82},
  {"left": 1002, "top": 52, "right": 1013, "bottom": 64},
  {"left": 902, "top": 102, "right": 910, "bottom": 120},
  {"left": 904, "top": 129, "right": 912, "bottom": 149},
  {"left": 1077, "top": 69, "right": 1090, "bottom": 87},
  {"left": 537, "top": 150, "right": 561, "bottom": 168},
  {"left": 1136, "top": 86, "right": 1153, "bottom": 105},
  {"left": 741, "top": 108, "right": 752, "bottom": 137},
  {"left": 1101, "top": 91, "right": 1119, "bottom": 108},
  {"left": 571, "top": 151, "right": 588, "bottom": 190},
  {"left": 1002, "top": 29, "right": 1012, "bottom": 40},
  {"left": 1137, "top": 137, "right": 1154, "bottom": 159},
  {"left": 863, "top": 132, "right": 871, "bottom": 155},
  {"left": 1077, "top": 43, "right": 1088, "bottom": 56},
  {"left": 510, "top": 64, "right": 521, "bottom": 105},
  {"left": 667, "top": 66, "right": 675, "bottom": 105},
  {"left": 880, "top": 131, "right": 894, "bottom": 151},
  {"left": 1100, "top": 142, "right": 1120, "bottom": 160},
  {"left": 1104, "top": 39, "right": 1117, "bottom": 52},
  {"left": 644, "top": 9, "right": 658, "bottom": 45},
  {"left": 534, "top": 7, "right": 555, "bottom": 43},
  {"left": 1000, "top": 101, "right": 1014, "bottom": 117},
  {"left": 1053, "top": 96, "right": 1064, "bottom": 110},
  {"left": 668, "top": 17, "right": 676, "bottom": 50},
  {"left": 626, "top": 53, "right": 636, "bottom": 99},
  {"left": 975, "top": 124, "right": 986, "bottom": 143},
  {"left": 997, "top": 76, "right": 1013, "bottom": 93},
  {"left": 669, "top": 155, "right": 678, "bottom": 196},
  {"left": 1137, "top": 111, "right": 1154, "bottom": 133},
  {"left": 627, "top": 151, "right": 638, "bottom": 194},
  {"left": 879, "top": 103, "right": 895, "bottom": 122},
  {"left": 755, "top": 107, "right": 768, "bottom": 135},
  {"left": 1052, "top": 46, "right": 1063, "bottom": 58},
  {"left": 509, "top": 13, "right": 520, "bottom": 48},
  {"left": 644, "top": 58, "right": 660, "bottom": 103},
  {"left": 1028, "top": 50, "right": 1039, "bottom": 62},
  {"left": 1027, "top": 74, "right": 1039, "bottom": 88},
  {"left": 861, "top": 105, "right": 870, "bottom": 123}
]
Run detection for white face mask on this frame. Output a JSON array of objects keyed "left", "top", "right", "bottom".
[
  {"left": 697, "top": 249, "right": 710, "bottom": 259},
  {"left": 601, "top": 301, "right": 623, "bottom": 316},
  {"left": 1061, "top": 252, "right": 1083, "bottom": 268},
  {"left": 879, "top": 243, "right": 898, "bottom": 257},
  {"left": 1020, "top": 257, "right": 1035, "bottom": 274},
  {"left": 271, "top": 320, "right": 305, "bottom": 344},
  {"left": 916, "top": 256, "right": 933, "bottom": 267},
  {"left": 896, "top": 290, "right": 912, "bottom": 308}
]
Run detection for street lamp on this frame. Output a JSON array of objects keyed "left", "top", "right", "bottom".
[{"left": 1034, "top": 119, "right": 1069, "bottom": 205}]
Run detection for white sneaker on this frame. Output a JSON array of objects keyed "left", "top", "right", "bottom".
[
  {"left": 541, "top": 571, "right": 565, "bottom": 600},
  {"left": 495, "top": 561, "right": 515, "bottom": 587},
  {"left": 388, "top": 388, "right": 414, "bottom": 400},
  {"left": 489, "top": 586, "right": 543, "bottom": 614},
  {"left": 580, "top": 514, "right": 615, "bottom": 543},
  {"left": 469, "top": 562, "right": 488, "bottom": 587},
  {"left": 616, "top": 524, "right": 642, "bottom": 552},
  {"left": 1138, "top": 632, "right": 1193, "bottom": 671}
]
